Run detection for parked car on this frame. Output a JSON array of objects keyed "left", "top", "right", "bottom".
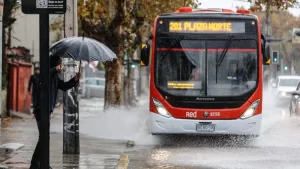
[
  {"left": 289, "top": 82, "right": 300, "bottom": 116},
  {"left": 272, "top": 75, "right": 300, "bottom": 107},
  {"left": 79, "top": 77, "right": 105, "bottom": 98}
]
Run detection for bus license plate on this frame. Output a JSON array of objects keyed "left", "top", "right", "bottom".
[{"left": 196, "top": 124, "right": 215, "bottom": 132}]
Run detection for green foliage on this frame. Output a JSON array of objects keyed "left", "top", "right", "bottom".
[
  {"left": 97, "top": 63, "right": 105, "bottom": 71},
  {"left": 78, "top": 0, "right": 200, "bottom": 105},
  {"left": 78, "top": 0, "right": 200, "bottom": 68}
]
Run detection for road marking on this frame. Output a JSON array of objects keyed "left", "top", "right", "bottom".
[{"left": 116, "top": 154, "right": 129, "bottom": 169}]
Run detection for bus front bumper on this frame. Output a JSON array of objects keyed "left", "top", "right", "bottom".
[{"left": 150, "top": 112, "right": 262, "bottom": 136}]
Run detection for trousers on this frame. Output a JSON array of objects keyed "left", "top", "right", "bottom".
[{"left": 30, "top": 109, "right": 51, "bottom": 168}]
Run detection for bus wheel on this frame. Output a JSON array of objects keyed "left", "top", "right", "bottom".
[{"left": 245, "top": 135, "right": 259, "bottom": 140}]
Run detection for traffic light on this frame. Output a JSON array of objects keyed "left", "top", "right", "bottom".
[
  {"left": 272, "top": 51, "right": 279, "bottom": 64},
  {"left": 284, "top": 66, "right": 288, "bottom": 71},
  {"left": 130, "top": 59, "right": 140, "bottom": 68}
]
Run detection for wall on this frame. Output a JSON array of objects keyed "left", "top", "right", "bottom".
[{"left": 11, "top": 9, "right": 59, "bottom": 62}]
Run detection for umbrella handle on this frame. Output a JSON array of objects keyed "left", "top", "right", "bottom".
[{"left": 78, "top": 60, "right": 81, "bottom": 73}]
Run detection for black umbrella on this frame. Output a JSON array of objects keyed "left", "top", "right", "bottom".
[{"left": 49, "top": 36, "right": 117, "bottom": 63}]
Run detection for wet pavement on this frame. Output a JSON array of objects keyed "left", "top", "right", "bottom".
[
  {"left": 122, "top": 91, "right": 300, "bottom": 169},
  {"left": 0, "top": 118, "right": 128, "bottom": 169},
  {"left": 2, "top": 93, "right": 300, "bottom": 168}
]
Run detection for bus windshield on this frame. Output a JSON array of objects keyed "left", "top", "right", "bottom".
[{"left": 155, "top": 38, "right": 258, "bottom": 97}]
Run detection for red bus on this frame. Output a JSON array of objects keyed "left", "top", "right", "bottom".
[{"left": 141, "top": 7, "right": 270, "bottom": 137}]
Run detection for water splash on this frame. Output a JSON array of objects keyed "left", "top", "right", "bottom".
[{"left": 79, "top": 102, "right": 164, "bottom": 146}]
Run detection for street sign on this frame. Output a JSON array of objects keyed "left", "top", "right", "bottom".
[
  {"left": 21, "top": 0, "right": 66, "bottom": 14},
  {"left": 292, "top": 28, "right": 300, "bottom": 43},
  {"left": 21, "top": 0, "right": 66, "bottom": 168}
]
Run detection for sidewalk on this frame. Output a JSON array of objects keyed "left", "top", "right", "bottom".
[{"left": 0, "top": 118, "right": 129, "bottom": 169}]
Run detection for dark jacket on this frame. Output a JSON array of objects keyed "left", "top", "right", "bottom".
[
  {"left": 28, "top": 74, "right": 40, "bottom": 106},
  {"left": 33, "top": 68, "right": 78, "bottom": 113}
]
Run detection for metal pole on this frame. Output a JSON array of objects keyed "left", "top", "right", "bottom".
[
  {"left": 63, "top": 61, "right": 79, "bottom": 154},
  {"left": 39, "top": 12, "right": 50, "bottom": 169},
  {"left": 0, "top": 1, "right": 3, "bottom": 119},
  {"left": 265, "top": 2, "right": 275, "bottom": 79},
  {"left": 127, "top": 51, "right": 130, "bottom": 107},
  {"left": 63, "top": 0, "right": 79, "bottom": 154},
  {"left": 138, "top": 65, "right": 141, "bottom": 97}
]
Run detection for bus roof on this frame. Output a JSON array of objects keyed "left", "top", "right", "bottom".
[{"left": 158, "top": 7, "right": 257, "bottom": 20}]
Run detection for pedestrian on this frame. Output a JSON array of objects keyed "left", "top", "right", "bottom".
[
  {"left": 30, "top": 54, "right": 80, "bottom": 169},
  {"left": 28, "top": 67, "right": 40, "bottom": 109}
]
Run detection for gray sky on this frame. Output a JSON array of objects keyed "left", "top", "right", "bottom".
[{"left": 200, "top": 0, "right": 300, "bottom": 17}]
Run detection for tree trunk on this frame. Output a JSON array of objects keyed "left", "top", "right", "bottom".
[
  {"left": 7, "top": 26, "right": 11, "bottom": 48},
  {"left": 2, "top": 25, "right": 6, "bottom": 90},
  {"left": 104, "top": 58, "right": 122, "bottom": 110},
  {"left": 129, "top": 67, "right": 136, "bottom": 105}
]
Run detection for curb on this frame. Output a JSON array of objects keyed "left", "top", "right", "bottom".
[
  {"left": 116, "top": 155, "right": 129, "bottom": 169},
  {"left": 10, "top": 110, "right": 32, "bottom": 119},
  {"left": 0, "top": 143, "right": 25, "bottom": 153},
  {"left": 0, "top": 165, "right": 8, "bottom": 169}
]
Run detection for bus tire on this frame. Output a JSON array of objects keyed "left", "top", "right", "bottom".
[{"left": 245, "top": 134, "right": 259, "bottom": 139}]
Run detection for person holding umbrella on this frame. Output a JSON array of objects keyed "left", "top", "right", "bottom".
[{"left": 30, "top": 54, "right": 80, "bottom": 169}]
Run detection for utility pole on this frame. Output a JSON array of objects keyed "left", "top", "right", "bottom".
[
  {"left": 21, "top": 0, "right": 66, "bottom": 167},
  {"left": 0, "top": 0, "right": 4, "bottom": 120},
  {"left": 63, "top": 0, "right": 79, "bottom": 154},
  {"left": 126, "top": 50, "right": 130, "bottom": 107},
  {"left": 265, "top": 2, "right": 274, "bottom": 79},
  {"left": 39, "top": 12, "right": 50, "bottom": 169}
]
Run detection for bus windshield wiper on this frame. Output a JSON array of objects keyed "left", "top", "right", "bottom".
[
  {"left": 216, "top": 35, "right": 234, "bottom": 67},
  {"left": 160, "top": 36, "right": 185, "bottom": 59},
  {"left": 215, "top": 36, "right": 234, "bottom": 83}
]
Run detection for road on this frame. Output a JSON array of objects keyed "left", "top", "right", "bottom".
[
  {"left": 122, "top": 91, "right": 300, "bottom": 169},
  {"left": 61, "top": 92, "right": 300, "bottom": 169},
  {"left": 4, "top": 92, "right": 300, "bottom": 169}
]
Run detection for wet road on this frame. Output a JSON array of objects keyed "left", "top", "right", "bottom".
[
  {"left": 120, "top": 92, "right": 300, "bottom": 169},
  {"left": 3, "top": 93, "right": 300, "bottom": 168}
]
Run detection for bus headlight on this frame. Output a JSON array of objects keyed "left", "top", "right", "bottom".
[
  {"left": 240, "top": 100, "right": 260, "bottom": 119},
  {"left": 152, "top": 98, "right": 172, "bottom": 118},
  {"left": 280, "top": 92, "right": 286, "bottom": 96}
]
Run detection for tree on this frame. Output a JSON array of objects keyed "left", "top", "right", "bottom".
[
  {"left": 78, "top": 0, "right": 200, "bottom": 109},
  {"left": 2, "top": 0, "right": 19, "bottom": 90},
  {"left": 252, "top": 9, "right": 300, "bottom": 73},
  {"left": 50, "top": 15, "right": 64, "bottom": 44},
  {"left": 247, "top": 0, "right": 297, "bottom": 11}
]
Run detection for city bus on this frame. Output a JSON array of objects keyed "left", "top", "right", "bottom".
[{"left": 140, "top": 7, "right": 270, "bottom": 137}]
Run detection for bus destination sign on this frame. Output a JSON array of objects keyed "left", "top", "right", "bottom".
[{"left": 168, "top": 21, "right": 245, "bottom": 33}]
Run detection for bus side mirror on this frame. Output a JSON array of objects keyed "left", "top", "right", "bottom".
[
  {"left": 261, "top": 34, "right": 270, "bottom": 65},
  {"left": 141, "top": 41, "right": 150, "bottom": 66}
]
